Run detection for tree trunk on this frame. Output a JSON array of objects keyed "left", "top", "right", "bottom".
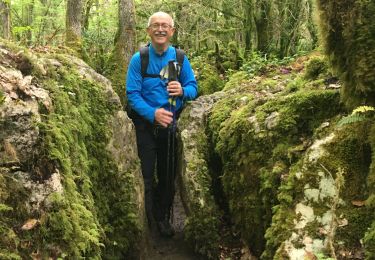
[
  {"left": 0, "top": 0, "right": 11, "bottom": 39},
  {"left": 111, "top": 0, "right": 136, "bottom": 104},
  {"left": 243, "top": 0, "right": 256, "bottom": 55},
  {"left": 278, "top": 0, "right": 303, "bottom": 57},
  {"left": 26, "top": 0, "right": 35, "bottom": 45},
  {"left": 256, "top": 0, "right": 273, "bottom": 53},
  {"left": 172, "top": 3, "right": 182, "bottom": 47},
  {"left": 66, "top": 0, "right": 83, "bottom": 52},
  {"left": 82, "top": 0, "right": 93, "bottom": 32}
]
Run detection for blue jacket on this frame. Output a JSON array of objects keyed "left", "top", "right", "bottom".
[{"left": 126, "top": 44, "right": 198, "bottom": 123}]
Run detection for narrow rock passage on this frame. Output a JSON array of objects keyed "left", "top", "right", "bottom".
[{"left": 145, "top": 188, "right": 202, "bottom": 260}]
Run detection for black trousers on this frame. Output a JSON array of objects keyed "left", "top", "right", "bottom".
[{"left": 132, "top": 117, "right": 177, "bottom": 222}]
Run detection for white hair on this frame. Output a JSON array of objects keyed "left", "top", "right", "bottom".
[{"left": 147, "top": 11, "right": 174, "bottom": 27}]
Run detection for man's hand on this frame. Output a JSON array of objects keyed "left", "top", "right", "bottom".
[
  {"left": 154, "top": 108, "right": 173, "bottom": 127},
  {"left": 167, "top": 81, "right": 183, "bottom": 96}
]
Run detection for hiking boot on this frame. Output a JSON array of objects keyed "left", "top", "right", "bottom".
[{"left": 156, "top": 219, "right": 175, "bottom": 237}]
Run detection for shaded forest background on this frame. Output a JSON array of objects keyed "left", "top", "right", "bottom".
[{"left": 0, "top": 0, "right": 319, "bottom": 100}]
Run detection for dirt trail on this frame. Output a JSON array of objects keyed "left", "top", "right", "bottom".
[{"left": 145, "top": 190, "right": 203, "bottom": 260}]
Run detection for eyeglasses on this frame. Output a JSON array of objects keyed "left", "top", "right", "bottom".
[{"left": 149, "top": 23, "right": 173, "bottom": 30}]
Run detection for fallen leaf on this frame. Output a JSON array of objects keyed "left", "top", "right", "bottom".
[
  {"left": 338, "top": 218, "right": 349, "bottom": 227},
  {"left": 21, "top": 219, "right": 39, "bottom": 231},
  {"left": 319, "top": 227, "right": 328, "bottom": 235},
  {"left": 352, "top": 200, "right": 365, "bottom": 207}
]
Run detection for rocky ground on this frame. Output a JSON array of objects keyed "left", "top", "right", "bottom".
[{"left": 145, "top": 188, "right": 202, "bottom": 260}]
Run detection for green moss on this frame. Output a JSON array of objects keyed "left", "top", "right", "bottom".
[
  {"left": 178, "top": 109, "right": 221, "bottom": 258},
  {"left": 303, "top": 56, "right": 329, "bottom": 80},
  {"left": 260, "top": 79, "right": 278, "bottom": 90},
  {"left": 194, "top": 47, "right": 372, "bottom": 259},
  {"left": 191, "top": 56, "right": 225, "bottom": 95},
  {"left": 223, "top": 71, "right": 249, "bottom": 91},
  {"left": 336, "top": 207, "right": 372, "bottom": 252},
  {"left": 322, "top": 123, "right": 371, "bottom": 199},
  {"left": 364, "top": 122, "right": 375, "bottom": 259},
  {"left": 316, "top": 0, "right": 375, "bottom": 108},
  {"left": 0, "top": 41, "right": 141, "bottom": 258},
  {"left": 321, "top": 123, "right": 371, "bottom": 253},
  {"left": 36, "top": 59, "right": 140, "bottom": 258},
  {"left": 184, "top": 206, "right": 220, "bottom": 258},
  {"left": 208, "top": 87, "right": 342, "bottom": 257},
  {"left": 285, "top": 76, "right": 306, "bottom": 93},
  {"left": 0, "top": 171, "right": 29, "bottom": 259}
]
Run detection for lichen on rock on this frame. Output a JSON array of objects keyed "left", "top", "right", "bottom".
[{"left": 265, "top": 121, "right": 372, "bottom": 259}]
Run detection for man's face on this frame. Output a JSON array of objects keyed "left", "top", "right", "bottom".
[{"left": 147, "top": 15, "right": 175, "bottom": 48}]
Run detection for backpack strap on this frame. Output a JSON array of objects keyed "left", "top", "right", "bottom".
[
  {"left": 175, "top": 48, "right": 185, "bottom": 68},
  {"left": 140, "top": 46, "right": 161, "bottom": 78},
  {"left": 140, "top": 46, "right": 186, "bottom": 79}
]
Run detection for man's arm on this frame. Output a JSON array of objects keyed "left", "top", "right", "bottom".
[{"left": 126, "top": 53, "right": 157, "bottom": 123}]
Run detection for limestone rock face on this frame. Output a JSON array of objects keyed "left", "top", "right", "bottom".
[
  {"left": 271, "top": 124, "right": 371, "bottom": 259},
  {"left": 178, "top": 91, "right": 225, "bottom": 257},
  {"left": 179, "top": 53, "right": 373, "bottom": 259},
  {"left": 0, "top": 42, "right": 144, "bottom": 259}
]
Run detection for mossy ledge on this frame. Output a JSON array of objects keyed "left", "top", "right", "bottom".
[{"left": 0, "top": 40, "right": 144, "bottom": 259}]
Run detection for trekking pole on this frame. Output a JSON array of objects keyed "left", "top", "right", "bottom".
[{"left": 167, "top": 60, "right": 178, "bottom": 223}]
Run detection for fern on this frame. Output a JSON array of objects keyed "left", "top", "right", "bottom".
[
  {"left": 337, "top": 105, "right": 374, "bottom": 126},
  {"left": 337, "top": 114, "right": 366, "bottom": 126}
]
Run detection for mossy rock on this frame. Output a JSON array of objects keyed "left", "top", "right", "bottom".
[
  {"left": 223, "top": 71, "right": 249, "bottom": 91},
  {"left": 0, "top": 170, "right": 29, "bottom": 260},
  {"left": 0, "top": 41, "right": 143, "bottom": 259},
  {"left": 207, "top": 82, "right": 341, "bottom": 256},
  {"left": 178, "top": 51, "right": 373, "bottom": 259},
  {"left": 263, "top": 122, "right": 373, "bottom": 259},
  {"left": 178, "top": 94, "right": 226, "bottom": 258}
]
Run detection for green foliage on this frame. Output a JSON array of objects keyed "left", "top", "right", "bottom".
[
  {"left": 190, "top": 56, "right": 224, "bottom": 95},
  {"left": 11, "top": 0, "right": 65, "bottom": 46},
  {"left": 241, "top": 52, "right": 295, "bottom": 78},
  {"left": 316, "top": 0, "right": 375, "bottom": 108},
  {"left": 12, "top": 26, "right": 32, "bottom": 38},
  {"left": 82, "top": 2, "right": 118, "bottom": 75}
]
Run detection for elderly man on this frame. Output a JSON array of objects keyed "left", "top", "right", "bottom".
[{"left": 126, "top": 11, "right": 198, "bottom": 237}]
